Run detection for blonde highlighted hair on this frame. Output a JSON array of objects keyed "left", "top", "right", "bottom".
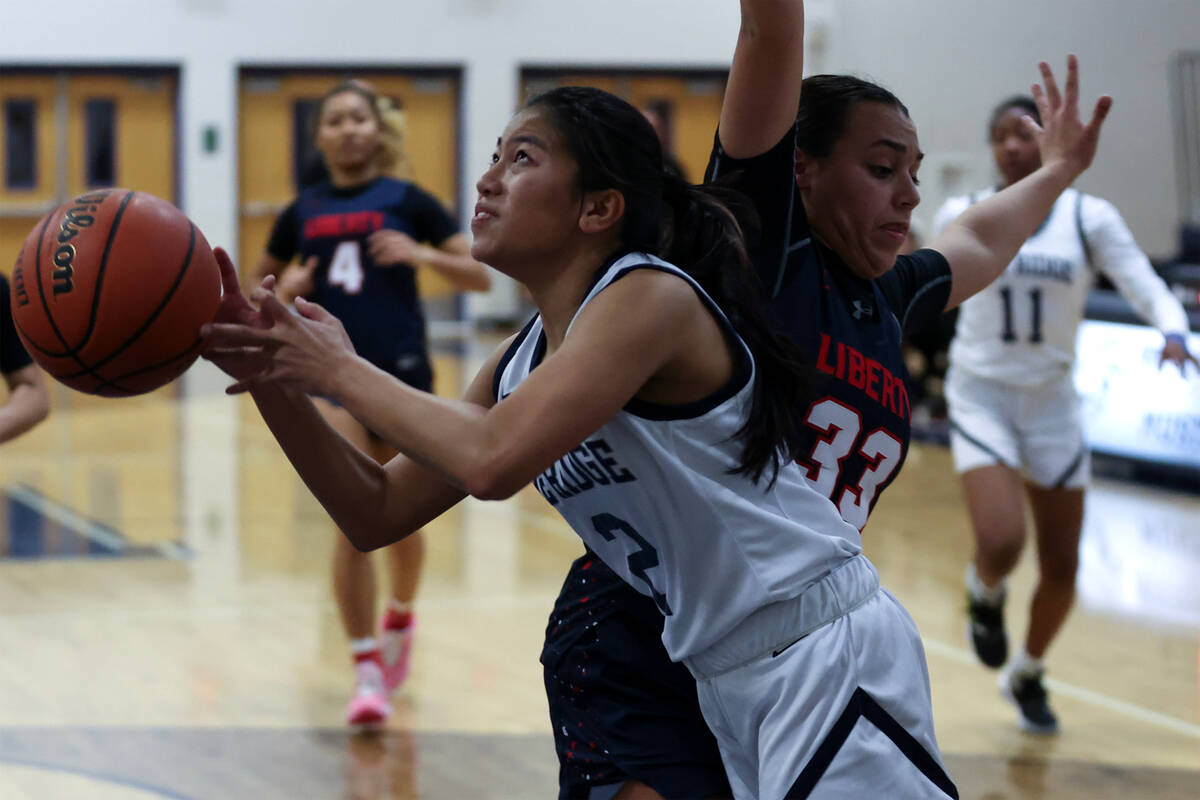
[{"left": 320, "top": 80, "right": 413, "bottom": 179}]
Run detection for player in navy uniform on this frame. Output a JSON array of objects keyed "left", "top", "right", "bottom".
[
  {"left": 1, "top": 273, "right": 49, "bottom": 445},
  {"left": 202, "top": 84, "right": 960, "bottom": 800},
  {"left": 255, "top": 81, "right": 491, "bottom": 728},
  {"left": 539, "top": 2, "right": 1115, "bottom": 797}
]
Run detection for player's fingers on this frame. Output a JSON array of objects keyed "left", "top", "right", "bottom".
[
  {"left": 203, "top": 322, "right": 276, "bottom": 346},
  {"left": 293, "top": 296, "right": 337, "bottom": 324},
  {"left": 214, "top": 247, "right": 243, "bottom": 296},
  {"left": 1086, "top": 96, "right": 1113, "bottom": 137},
  {"left": 1063, "top": 54, "right": 1079, "bottom": 109},
  {"left": 256, "top": 288, "right": 297, "bottom": 325},
  {"left": 302, "top": 255, "right": 319, "bottom": 272},
  {"left": 1031, "top": 83, "right": 1051, "bottom": 125},
  {"left": 1039, "top": 61, "right": 1061, "bottom": 110}
]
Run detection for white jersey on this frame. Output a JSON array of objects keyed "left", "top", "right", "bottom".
[
  {"left": 933, "top": 187, "right": 1189, "bottom": 387},
  {"left": 495, "top": 253, "right": 862, "bottom": 662}
]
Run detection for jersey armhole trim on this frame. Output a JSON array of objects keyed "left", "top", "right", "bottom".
[
  {"left": 492, "top": 314, "right": 540, "bottom": 403},
  {"left": 602, "top": 263, "right": 756, "bottom": 421}
]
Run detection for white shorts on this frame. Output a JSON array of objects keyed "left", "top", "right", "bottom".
[
  {"left": 684, "top": 556, "right": 957, "bottom": 800},
  {"left": 945, "top": 366, "right": 1090, "bottom": 489}
]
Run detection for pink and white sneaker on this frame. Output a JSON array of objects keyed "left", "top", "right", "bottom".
[
  {"left": 345, "top": 657, "right": 391, "bottom": 729},
  {"left": 380, "top": 615, "right": 416, "bottom": 693}
]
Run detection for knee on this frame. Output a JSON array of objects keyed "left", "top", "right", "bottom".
[
  {"left": 1039, "top": 548, "right": 1080, "bottom": 587},
  {"left": 975, "top": 523, "right": 1025, "bottom": 564}
]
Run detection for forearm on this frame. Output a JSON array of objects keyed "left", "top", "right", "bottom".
[
  {"left": 0, "top": 384, "right": 50, "bottom": 443},
  {"left": 327, "top": 356, "right": 504, "bottom": 497},
  {"left": 936, "top": 162, "right": 1075, "bottom": 307},
  {"left": 415, "top": 245, "right": 492, "bottom": 292},
  {"left": 249, "top": 382, "right": 395, "bottom": 541}
]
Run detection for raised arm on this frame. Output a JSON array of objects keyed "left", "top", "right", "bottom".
[
  {"left": 718, "top": 0, "right": 806, "bottom": 159},
  {"left": 933, "top": 56, "right": 1113, "bottom": 309}
]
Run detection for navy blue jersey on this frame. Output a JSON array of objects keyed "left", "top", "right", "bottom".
[
  {"left": 266, "top": 176, "right": 459, "bottom": 376},
  {"left": 1, "top": 274, "right": 34, "bottom": 375},
  {"left": 706, "top": 129, "right": 952, "bottom": 529}
]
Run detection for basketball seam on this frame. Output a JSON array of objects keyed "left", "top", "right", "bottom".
[{"left": 57, "top": 221, "right": 199, "bottom": 388}]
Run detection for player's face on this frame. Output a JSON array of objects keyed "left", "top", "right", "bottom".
[
  {"left": 796, "top": 102, "right": 922, "bottom": 280},
  {"left": 990, "top": 107, "right": 1041, "bottom": 186},
  {"left": 470, "top": 108, "right": 584, "bottom": 274},
  {"left": 315, "top": 91, "right": 382, "bottom": 173}
]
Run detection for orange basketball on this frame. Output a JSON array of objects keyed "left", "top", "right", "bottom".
[{"left": 9, "top": 189, "right": 221, "bottom": 397}]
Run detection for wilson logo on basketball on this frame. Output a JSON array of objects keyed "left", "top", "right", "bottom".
[{"left": 49, "top": 191, "right": 111, "bottom": 296}]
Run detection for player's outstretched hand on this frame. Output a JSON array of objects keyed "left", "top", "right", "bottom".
[
  {"left": 1159, "top": 336, "right": 1199, "bottom": 376},
  {"left": 203, "top": 286, "right": 356, "bottom": 397},
  {"left": 1026, "top": 55, "right": 1113, "bottom": 181},
  {"left": 201, "top": 248, "right": 274, "bottom": 382}
]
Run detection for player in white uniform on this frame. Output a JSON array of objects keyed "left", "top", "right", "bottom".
[
  {"left": 933, "top": 94, "right": 1197, "bottom": 734},
  {"left": 202, "top": 86, "right": 956, "bottom": 799}
]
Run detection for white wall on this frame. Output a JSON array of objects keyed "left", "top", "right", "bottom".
[
  {"left": 3, "top": 0, "right": 1195, "bottom": 283},
  {"left": 831, "top": 0, "right": 1200, "bottom": 252}
]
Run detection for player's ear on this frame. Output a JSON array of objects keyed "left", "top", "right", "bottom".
[
  {"left": 794, "top": 147, "right": 815, "bottom": 191},
  {"left": 578, "top": 188, "right": 625, "bottom": 235}
]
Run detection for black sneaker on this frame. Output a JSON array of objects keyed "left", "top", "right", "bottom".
[
  {"left": 1002, "top": 669, "right": 1060, "bottom": 735},
  {"left": 966, "top": 591, "right": 1008, "bottom": 668}
]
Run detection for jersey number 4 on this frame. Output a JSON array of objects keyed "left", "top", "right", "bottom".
[
  {"left": 591, "top": 513, "right": 672, "bottom": 616},
  {"left": 802, "top": 397, "right": 902, "bottom": 530},
  {"left": 328, "top": 241, "right": 365, "bottom": 294}
]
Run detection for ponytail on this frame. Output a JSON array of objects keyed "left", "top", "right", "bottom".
[
  {"left": 659, "top": 172, "right": 813, "bottom": 486},
  {"left": 528, "top": 86, "right": 814, "bottom": 485}
]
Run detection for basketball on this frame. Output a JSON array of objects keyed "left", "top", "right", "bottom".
[{"left": 8, "top": 189, "right": 222, "bottom": 397}]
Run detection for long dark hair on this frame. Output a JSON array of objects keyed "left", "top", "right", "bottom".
[
  {"left": 795, "top": 74, "right": 910, "bottom": 158},
  {"left": 525, "top": 86, "right": 812, "bottom": 485}
]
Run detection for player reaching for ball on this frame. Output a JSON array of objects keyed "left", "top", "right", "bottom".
[
  {"left": 203, "top": 84, "right": 959, "bottom": 800},
  {"left": 253, "top": 81, "right": 491, "bottom": 728}
]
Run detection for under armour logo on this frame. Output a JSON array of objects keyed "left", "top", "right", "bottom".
[{"left": 852, "top": 300, "right": 874, "bottom": 320}]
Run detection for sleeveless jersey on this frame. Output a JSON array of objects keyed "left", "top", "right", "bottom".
[
  {"left": 934, "top": 187, "right": 1189, "bottom": 387},
  {"left": 496, "top": 253, "right": 862, "bottom": 661},
  {"left": 267, "top": 176, "right": 460, "bottom": 376},
  {"left": 706, "top": 130, "right": 952, "bottom": 530}
]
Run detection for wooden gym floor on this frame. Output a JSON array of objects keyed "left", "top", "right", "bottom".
[{"left": 0, "top": 334, "right": 1196, "bottom": 799}]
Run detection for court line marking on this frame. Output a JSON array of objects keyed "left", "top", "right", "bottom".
[
  {"left": 3, "top": 484, "right": 188, "bottom": 559},
  {"left": 0, "top": 754, "right": 193, "bottom": 799},
  {"left": 487, "top": 498, "right": 1200, "bottom": 740},
  {"left": 922, "top": 637, "right": 1200, "bottom": 739}
]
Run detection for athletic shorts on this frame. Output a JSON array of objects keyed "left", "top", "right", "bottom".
[
  {"left": 685, "top": 555, "right": 957, "bottom": 800},
  {"left": 945, "top": 365, "right": 1089, "bottom": 489},
  {"left": 541, "top": 553, "right": 731, "bottom": 800}
]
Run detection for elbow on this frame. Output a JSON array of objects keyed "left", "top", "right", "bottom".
[{"left": 461, "top": 457, "right": 520, "bottom": 501}]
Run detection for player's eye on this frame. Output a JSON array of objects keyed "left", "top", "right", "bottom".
[
  {"left": 514, "top": 149, "right": 531, "bottom": 163},
  {"left": 868, "top": 165, "right": 894, "bottom": 179}
]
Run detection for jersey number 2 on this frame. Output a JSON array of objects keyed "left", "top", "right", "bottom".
[
  {"left": 802, "top": 398, "right": 902, "bottom": 530},
  {"left": 328, "top": 241, "right": 365, "bottom": 294},
  {"left": 591, "top": 513, "right": 672, "bottom": 616}
]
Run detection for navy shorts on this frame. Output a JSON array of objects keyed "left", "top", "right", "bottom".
[{"left": 541, "top": 553, "right": 731, "bottom": 800}]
